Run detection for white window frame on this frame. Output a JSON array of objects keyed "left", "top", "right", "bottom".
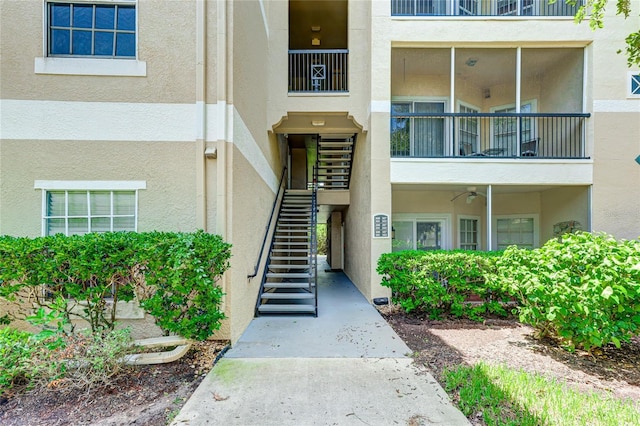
[
  {"left": 457, "top": 0, "right": 480, "bottom": 16},
  {"left": 35, "top": 0, "right": 146, "bottom": 76},
  {"left": 492, "top": 214, "right": 539, "bottom": 250},
  {"left": 494, "top": 0, "right": 534, "bottom": 16},
  {"left": 34, "top": 180, "right": 145, "bottom": 236},
  {"left": 456, "top": 100, "right": 481, "bottom": 156},
  {"left": 392, "top": 213, "right": 452, "bottom": 251},
  {"left": 458, "top": 215, "right": 481, "bottom": 250},
  {"left": 391, "top": 96, "right": 450, "bottom": 157},
  {"left": 490, "top": 99, "right": 537, "bottom": 155}
]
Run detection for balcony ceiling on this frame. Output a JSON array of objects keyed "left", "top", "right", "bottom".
[
  {"left": 392, "top": 48, "right": 575, "bottom": 88},
  {"left": 289, "top": 0, "right": 347, "bottom": 50}
]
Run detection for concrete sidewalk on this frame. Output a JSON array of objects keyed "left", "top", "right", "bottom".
[{"left": 171, "top": 260, "right": 469, "bottom": 425}]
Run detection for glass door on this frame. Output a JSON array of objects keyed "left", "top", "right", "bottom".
[{"left": 416, "top": 221, "right": 442, "bottom": 250}]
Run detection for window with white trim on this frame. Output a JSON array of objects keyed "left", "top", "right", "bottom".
[
  {"left": 491, "top": 100, "right": 537, "bottom": 156},
  {"left": 392, "top": 214, "right": 451, "bottom": 252},
  {"left": 459, "top": 216, "right": 480, "bottom": 250},
  {"left": 43, "top": 190, "right": 138, "bottom": 236},
  {"left": 495, "top": 216, "right": 537, "bottom": 249},
  {"left": 47, "top": 1, "right": 136, "bottom": 58},
  {"left": 458, "top": 103, "right": 480, "bottom": 156},
  {"left": 391, "top": 99, "right": 448, "bottom": 158}
]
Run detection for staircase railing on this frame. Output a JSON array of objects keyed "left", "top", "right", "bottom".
[
  {"left": 249, "top": 166, "right": 287, "bottom": 281},
  {"left": 311, "top": 164, "right": 319, "bottom": 316}
]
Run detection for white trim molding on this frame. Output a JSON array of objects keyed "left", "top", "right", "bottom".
[
  {"left": 593, "top": 99, "right": 640, "bottom": 113},
  {"left": 35, "top": 180, "right": 146, "bottom": 190},
  {"left": 1, "top": 100, "right": 195, "bottom": 141},
  {"left": 35, "top": 57, "right": 147, "bottom": 77}
]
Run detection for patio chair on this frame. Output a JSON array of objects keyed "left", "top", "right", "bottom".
[{"left": 521, "top": 138, "right": 539, "bottom": 157}]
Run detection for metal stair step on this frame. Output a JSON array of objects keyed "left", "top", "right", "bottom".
[
  {"left": 266, "top": 272, "right": 312, "bottom": 279},
  {"left": 318, "top": 149, "right": 352, "bottom": 154},
  {"left": 257, "top": 304, "right": 316, "bottom": 314},
  {"left": 269, "top": 256, "right": 310, "bottom": 261},
  {"left": 268, "top": 264, "right": 311, "bottom": 269},
  {"left": 263, "top": 282, "right": 311, "bottom": 289},
  {"left": 319, "top": 142, "right": 353, "bottom": 147},
  {"left": 260, "top": 292, "right": 315, "bottom": 300}
]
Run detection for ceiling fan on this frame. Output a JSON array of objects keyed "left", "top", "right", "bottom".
[{"left": 451, "top": 187, "right": 486, "bottom": 204}]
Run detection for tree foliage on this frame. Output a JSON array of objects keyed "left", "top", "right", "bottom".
[{"left": 567, "top": 0, "right": 640, "bottom": 67}]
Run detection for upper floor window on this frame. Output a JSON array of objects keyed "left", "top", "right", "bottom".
[{"left": 47, "top": 1, "right": 136, "bottom": 58}]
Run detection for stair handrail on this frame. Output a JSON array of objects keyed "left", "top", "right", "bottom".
[{"left": 248, "top": 166, "right": 287, "bottom": 279}]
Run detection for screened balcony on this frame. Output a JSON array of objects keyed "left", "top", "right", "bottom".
[
  {"left": 390, "top": 111, "right": 589, "bottom": 159},
  {"left": 391, "top": 0, "right": 583, "bottom": 16}
]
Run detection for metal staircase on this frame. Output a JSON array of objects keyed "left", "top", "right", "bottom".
[
  {"left": 255, "top": 189, "right": 318, "bottom": 316},
  {"left": 316, "top": 135, "right": 355, "bottom": 190}
]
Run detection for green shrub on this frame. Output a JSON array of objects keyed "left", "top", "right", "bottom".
[
  {"left": 377, "top": 250, "right": 510, "bottom": 320},
  {"left": 0, "top": 328, "right": 33, "bottom": 396},
  {"left": 0, "top": 326, "right": 136, "bottom": 395},
  {"left": 139, "top": 231, "right": 230, "bottom": 341},
  {"left": 0, "top": 231, "right": 230, "bottom": 341},
  {"left": 494, "top": 232, "right": 640, "bottom": 351}
]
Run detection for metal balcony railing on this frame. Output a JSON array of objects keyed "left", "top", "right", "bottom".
[
  {"left": 391, "top": 0, "right": 583, "bottom": 16},
  {"left": 289, "top": 50, "right": 348, "bottom": 93},
  {"left": 390, "top": 112, "right": 590, "bottom": 159}
]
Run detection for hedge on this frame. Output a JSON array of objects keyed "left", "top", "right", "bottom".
[
  {"left": 0, "top": 231, "right": 230, "bottom": 341},
  {"left": 377, "top": 249, "right": 511, "bottom": 320}
]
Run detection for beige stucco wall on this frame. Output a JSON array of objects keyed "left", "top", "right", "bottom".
[
  {"left": 265, "top": 0, "right": 370, "bottom": 134},
  {"left": 344, "top": 130, "right": 377, "bottom": 300},
  {"left": 592, "top": 112, "right": 640, "bottom": 240},
  {"left": 227, "top": 144, "right": 277, "bottom": 343},
  {"left": 0, "top": 140, "right": 197, "bottom": 236},
  {"left": 540, "top": 186, "right": 590, "bottom": 242},
  {"left": 0, "top": 0, "right": 197, "bottom": 104},
  {"left": 224, "top": 1, "right": 284, "bottom": 344}
]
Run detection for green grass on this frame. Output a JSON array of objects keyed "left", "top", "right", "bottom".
[{"left": 443, "top": 363, "right": 640, "bottom": 426}]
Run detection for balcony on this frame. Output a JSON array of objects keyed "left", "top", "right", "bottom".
[
  {"left": 289, "top": 50, "right": 349, "bottom": 93},
  {"left": 390, "top": 112, "right": 590, "bottom": 159},
  {"left": 391, "top": 0, "right": 583, "bottom": 16}
]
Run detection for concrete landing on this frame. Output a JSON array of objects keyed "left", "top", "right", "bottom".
[
  {"left": 171, "top": 259, "right": 469, "bottom": 425},
  {"left": 171, "top": 358, "right": 469, "bottom": 426}
]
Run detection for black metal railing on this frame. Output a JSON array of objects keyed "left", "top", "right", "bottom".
[
  {"left": 391, "top": 0, "right": 583, "bottom": 16},
  {"left": 289, "top": 49, "right": 348, "bottom": 93},
  {"left": 390, "top": 112, "right": 590, "bottom": 159},
  {"left": 249, "top": 166, "right": 287, "bottom": 280}
]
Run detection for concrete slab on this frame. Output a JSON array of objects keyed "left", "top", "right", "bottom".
[
  {"left": 171, "top": 358, "right": 470, "bottom": 426},
  {"left": 172, "top": 260, "right": 469, "bottom": 425},
  {"left": 227, "top": 266, "right": 410, "bottom": 358}
]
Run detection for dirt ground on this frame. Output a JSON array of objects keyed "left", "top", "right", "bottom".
[
  {"left": 2, "top": 311, "right": 639, "bottom": 425},
  {"left": 0, "top": 341, "right": 228, "bottom": 426},
  {"left": 381, "top": 307, "right": 640, "bottom": 425}
]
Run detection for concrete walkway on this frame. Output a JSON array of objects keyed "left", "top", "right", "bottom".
[{"left": 171, "top": 260, "right": 469, "bottom": 425}]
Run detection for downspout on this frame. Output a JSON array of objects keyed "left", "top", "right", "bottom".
[{"left": 196, "top": 0, "right": 207, "bottom": 231}]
